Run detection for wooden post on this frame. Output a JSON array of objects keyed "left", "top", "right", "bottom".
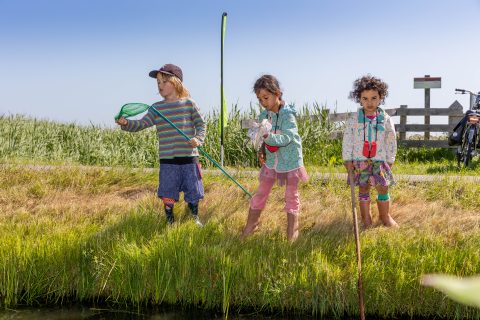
[
  {"left": 424, "top": 75, "right": 431, "bottom": 140},
  {"left": 399, "top": 105, "right": 407, "bottom": 141},
  {"left": 414, "top": 75, "right": 441, "bottom": 141}
]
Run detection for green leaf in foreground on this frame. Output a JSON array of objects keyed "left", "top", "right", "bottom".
[{"left": 421, "top": 274, "right": 480, "bottom": 308}]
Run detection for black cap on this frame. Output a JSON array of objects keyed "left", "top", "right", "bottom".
[{"left": 148, "top": 64, "right": 183, "bottom": 82}]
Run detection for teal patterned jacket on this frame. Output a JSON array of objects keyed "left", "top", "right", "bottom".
[{"left": 259, "top": 104, "right": 305, "bottom": 172}]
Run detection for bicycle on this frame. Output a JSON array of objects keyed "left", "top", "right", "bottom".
[{"left": 454, "top": 88, "right": 480, "bottom": 167}]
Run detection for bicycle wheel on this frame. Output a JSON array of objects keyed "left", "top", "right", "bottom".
[
  {"left": 465, "top": 144, "right": 473, "bottom": 167},
  {"left": 470, "top": 125, "right": 479, "bottom": 166},
  {"left": 456, "top": 146, "right": 462, "bottom": 167},
  {"left": 464, "top": 125, "right": 477, "bottom": 167}
]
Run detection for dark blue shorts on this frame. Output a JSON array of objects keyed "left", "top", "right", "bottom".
[{"left": 157, "top": 162, "right": 204, "bottom": 203}]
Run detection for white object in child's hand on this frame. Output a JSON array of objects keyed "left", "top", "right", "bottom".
[
  {"left": 247, "top": 119, "right": 272, "bottom": 151},
  {"left": 258, "top": 119, "right": 272, "bottom": 137}
]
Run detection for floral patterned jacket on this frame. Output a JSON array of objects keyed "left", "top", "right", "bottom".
[
  {"left": 260, "top": 104, "right": 305, "bottom": 172},
  {"left": 342, "top": 107, "right": 397, "bottom": 164}
]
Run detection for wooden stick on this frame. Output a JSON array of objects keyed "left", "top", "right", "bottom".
[{"left": 348, "top": 170, "right": 366, "bottom": 320}]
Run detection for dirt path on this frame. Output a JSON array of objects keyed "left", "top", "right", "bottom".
[{"left": 2, "top": 163, "right": 480, "bottom": 182}]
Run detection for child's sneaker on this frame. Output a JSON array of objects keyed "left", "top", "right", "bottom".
[
  {"left": 188, "top": 202, "right": 203, "bottom": 227},
  {"left": 192, "top": 215, "right": 204, "bottom": 227}
]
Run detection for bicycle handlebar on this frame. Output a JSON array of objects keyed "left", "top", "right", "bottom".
[{"left": 455, "top": 88, "right": 478, "bottom": 96}]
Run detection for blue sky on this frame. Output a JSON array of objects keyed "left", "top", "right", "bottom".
[{"left": 1, "top": 0, "right": 479, "bottom": 126}]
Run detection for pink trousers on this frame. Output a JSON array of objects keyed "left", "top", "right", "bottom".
[{"left": 250, "top": 166, "right": 308, "bottom": 215}]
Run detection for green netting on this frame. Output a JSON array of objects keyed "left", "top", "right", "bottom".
[{"left": 114, "top": 103, "right": 150, "bottom": 120}]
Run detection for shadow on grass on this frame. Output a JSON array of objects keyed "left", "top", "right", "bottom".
[
  {"left": 397, "top": 146, "right": 455, "bottom": 163},
  {"left": 425, "top": 159, "right": 480, "bottom": 174}
]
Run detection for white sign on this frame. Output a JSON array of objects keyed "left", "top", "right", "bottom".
[{"left": 414, "top": 77, "right": 441, "bottom": 89}]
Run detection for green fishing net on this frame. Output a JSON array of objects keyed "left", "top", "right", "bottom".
[{"left": 114, "top": 103, "right": 150, "bottom": 120}]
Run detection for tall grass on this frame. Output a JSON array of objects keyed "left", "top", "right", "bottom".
[
  {"left": 0, "top": 115, "right": 158, "bottom": 167},
  {"left": 1, "top": 166, "right": 480, "bottom": 318},
  {"left": 0, "top": 104, "right": 341, "bottom": 168}
]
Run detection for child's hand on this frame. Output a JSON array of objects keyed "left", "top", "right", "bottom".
[
  {"left": 258, "top": 151, "right": 266, "bottom": 166},
  {"left": 116, "top": 117, "right": 127, "bottom": 126},
  {"left": 258, "top": 143, "right": 266, "bottom": 166},
  {"left": 189, "top": 137, "right": 200, "bottom": 147},
  {"left": 344, "top": 161, "right": 354, "bottom": 171}
]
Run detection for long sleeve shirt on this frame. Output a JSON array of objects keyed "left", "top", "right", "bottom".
[{"left": 121, "top": 98, "right": 206, "bottom": 160}]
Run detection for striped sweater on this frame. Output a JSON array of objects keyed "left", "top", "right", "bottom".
[{"left": 121, "top": 98, "right": 206, "bottom": 159}]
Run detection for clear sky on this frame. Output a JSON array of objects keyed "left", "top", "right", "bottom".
[{"left": 1, "top": 0, "right": 479, "bottom": 126}]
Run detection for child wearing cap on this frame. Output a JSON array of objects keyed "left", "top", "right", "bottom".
[
  {"left": 242, "top": 74, "right": 308, "bottom": 242},
  {"left": 116, "top": 64, "right": 206, "bottom": 226},
  {"left": 342, "top": 75, "right": 398, "bottom": 228}
]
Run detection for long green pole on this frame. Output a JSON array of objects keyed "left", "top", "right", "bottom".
[
  {"left": 148, "top": 106, "right": 252, "bottom": 198},
  {"left": 220, "top": 12, "right": 227, "bottom": 166}
]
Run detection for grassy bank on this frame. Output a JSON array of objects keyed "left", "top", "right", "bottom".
[{"left": 1, "top": 165, "right": 479, "bottom": 318}]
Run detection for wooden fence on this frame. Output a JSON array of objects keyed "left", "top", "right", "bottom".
[{"left": 328, "top": 100, "right": 464, "bottom": 148}]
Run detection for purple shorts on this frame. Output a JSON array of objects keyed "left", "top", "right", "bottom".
[{"left": 157, "top": 162, "right": 204, "bottom": 203}]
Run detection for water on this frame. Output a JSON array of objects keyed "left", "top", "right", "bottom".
[{"left": 0, "top": 305, "right": 326, "bottom": 320}]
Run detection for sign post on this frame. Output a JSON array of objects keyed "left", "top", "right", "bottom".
[{"left": 414, "top": 75, "right": 441, "bottom": 140}]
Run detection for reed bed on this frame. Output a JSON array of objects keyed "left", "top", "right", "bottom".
[
  {"left": 0, "top": 105, "right": 459, "bottom": 173},
  {"left": 1, "top": 165, "right": 479, "bottom": 318},
  {"left": 0, "top": 104, "right": 342, "bottom": 168}
]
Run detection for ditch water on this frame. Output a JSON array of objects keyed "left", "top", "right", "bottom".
[{"left": 0, "top": 305, "right": 350, "bottom": 320}]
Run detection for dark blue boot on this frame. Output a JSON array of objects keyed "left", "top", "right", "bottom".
[
  {"left": 188, "top": 202, "right": 203, "bottom": 227},
  {"left": 165, "top": 205, "right": 174, "bottom": 225}
]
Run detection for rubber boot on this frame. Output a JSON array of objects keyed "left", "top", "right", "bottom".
[
  {"left": 165, "top": 205, "right": 174, "bottom": 225},
  {"left": 359, "top": 200, "right": 373, "bottom": 228},
  {"left": 377, "top": 200, "right": 399, "bottom": 227},
  {"left": 241, "top": 208, "right": 261, "bottom": 239},
  {"left": 188, "top": 202, "right": 203, "bottom": 227},
  {"left": 287, "top": 212, "right": 299, "bottom": 242}
]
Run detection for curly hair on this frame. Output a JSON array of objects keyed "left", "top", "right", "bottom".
[{"left": 348, "top": 75, "right": 389, "bottom": 104}]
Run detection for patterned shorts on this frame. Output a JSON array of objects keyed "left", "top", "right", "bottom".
[
  {"left": 157, "top": 162, "right": 204, "bottom": 203},
  {"left": 348, "top": 160, "right": 396, "bottom": 187}
]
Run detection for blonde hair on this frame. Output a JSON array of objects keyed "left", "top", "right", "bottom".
[{"left": 159, "top": 73, "right": 190, "bottom": 98}]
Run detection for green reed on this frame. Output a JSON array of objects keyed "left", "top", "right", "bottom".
[
  {"left": 0, "top": 105, "right": 464, "bottom": 170},
  {"left": 0, "top": 103, "right": 341, "bottom": 168}
]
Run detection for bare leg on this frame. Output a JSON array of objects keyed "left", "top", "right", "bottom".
[
  {"left": 358, "top": 185, "right": 373, "bottom": 228},
  {"left": 375, "top": 185, "right": 399, "bottom": 227}
]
